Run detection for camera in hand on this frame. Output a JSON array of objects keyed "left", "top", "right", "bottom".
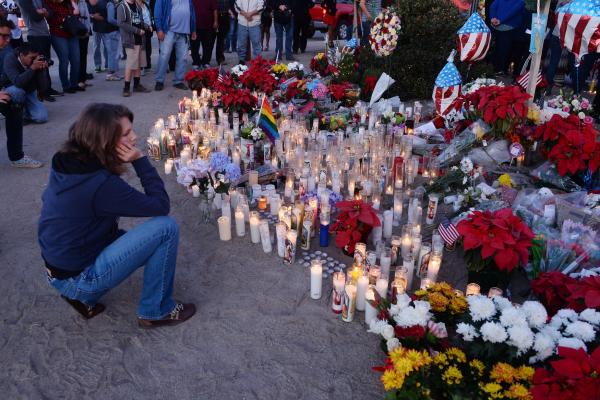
[{"left": 38, "top": 56, "right": 54, "bottom": 66}]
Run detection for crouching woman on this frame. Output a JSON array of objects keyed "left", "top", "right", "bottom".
[{"left": 38, "top": 103, "right": 195, "bottom": 328}]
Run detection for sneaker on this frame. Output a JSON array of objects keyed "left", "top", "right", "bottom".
[
  {"left": 138, "top": 302, "right": 196, "bottom": 329},
  {"left": 11, "top": 155, "right": 43, "bottom": 168},
  {"left": 173, "top": 83, "right": 187, "bottom": 90},
  {"left": 106, "top": 74, "right": 122, "bottom": 81},
  {"left": 47, "top": 88, "right": 63, "bottom": 96},
  {"left": 122, "top": 89, "right": 131, "bottom": 97},
  {"left": 85, "top": 73, "right": 94, "bottom": 80},
  {"left": 133, "top": 84, "right": 151, "bottom": 93},
  {"left": 155, "top": 82, "right": 164, "bottom": 91},
  {"left": 61, "top": 295, "right": 105, "bottom": 319}
]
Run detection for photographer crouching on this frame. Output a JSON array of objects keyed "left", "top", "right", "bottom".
[
  {"left": 0, "top": 16, "right": 43, "bottom": 168},
  {"left": 2, "top": 43, "right": 50, "bottom": 123}
]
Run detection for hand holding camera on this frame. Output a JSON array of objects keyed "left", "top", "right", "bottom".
[{"left": 32, "top": 55, "right": 49, "bottom": 70}]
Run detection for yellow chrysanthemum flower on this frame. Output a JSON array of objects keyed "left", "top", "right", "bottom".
[
  {"left": 445, "top": 348, "right": 466, "bottom": 363},
  {"left": 527, "top": 106, "right": 541, "bottom": 124},
  {"left": 449, "top": 296, "right": 468, "bottom": 314},
  {"left": 482, "top": 382, "right": 505, "bottom": 399},
  {"left": 428, "top": 292, "right": 450, "bottom": 312},
  {"left": 507, "top": 383, "right": 532, "bottom": 400},
  {"left": 491, "top": 363, "right": 517, "bottom": 384},
  {"left": 405, "top": 349, "right": 431, "bottom": 369},
  {"left": 442, "top": 366, "right": 463, "bottom": 385},
  {"left": 433, "top": 353, "right": 448, "bottom": 366},
  {"left": 498, "top": 173, "right": 512, "bottom": 188},
  {"left": 515, "top": 366, "right": 535, "bottom": 382},
  {"left": 470, "top": 359, "right": 485, "bottom": 376},
  {"left": 414, "top": 289, "right": 427, "bottom": 298},
  {"left": 272, "top": 63, "right": 288, "bottom": 74},
  {"left": 381, "top": 369, "right": 405, "bottom": 391}
]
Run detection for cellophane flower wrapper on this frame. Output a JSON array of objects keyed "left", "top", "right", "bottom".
[
  {"left": 544, "top": 239, "right": 575, "bottom": 272},
  {"left": 530, "top": 162, "right": 583, "bottom": 192},
  {"left": 436, "top": 121, "right": 490, "bottom": 167}
]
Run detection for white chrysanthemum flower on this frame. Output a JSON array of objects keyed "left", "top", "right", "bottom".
[
  {"left": 493, "top": 296, "right": 512, "bottom": 311},
  {"left": 540, "top": 325, "right": 562, "bottom": 341},
  {"left": 456, "top": 323, "right": 479, "bottom": 341},
  {"left": 480, "top": 322, "right": 508, "bottom": 343},
  {"left": 386, "top": 338, "right": 401, "bottom": 352},
  {"left": 507, "top": 325, "right": 534, "bottom": 354},
  {"left": 557, "top": 337, "right": 587, "bottom": 351},
  {"left": 578, "top": 111, "right": 586, "bottom": 119},
  {"left": 579, "top": 309, "right": 600, "bottom": 325},
  {"left": 367, "top": 319, "right": 388, "bottom": 335},
  {"left": 565, "top": 321, "right": 596, "bottom": 342},
  {"left": 521, "top": 301, "right": 548, "bottom": 328},
  {"left": 414, "top": 300, "right": 432, "bottom": 316},
  {"left": 395, "top": 293, "right": 412, "bottom": 310},
  {"left": 557, "top": 309, "right": 579, "bottom": 321},
  {"left": 460, "top": 157, "right": 474, "bottom": 174},
  {"left": 394, "top": 306, "right": 431, "bottom": 328},
  {"left": 533, "top": 332, "right": 556, "bottom": 362},
  {"left": 468, "top": 295, "right": 496, "bottom": 322},
  {"left": 550, "top": 315, "right": 565, "bottom": 329},
  {"left": 382, "top": 324, "right": 395, "bottom": 340},
  {"left": 500, "top": 307, "right": 528, "bottom": 327}
]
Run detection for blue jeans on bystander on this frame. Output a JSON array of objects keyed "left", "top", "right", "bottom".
[
  {"left": 274, "top": 20, "right": 294, "bottom": 59},
  {"left": 155, "top": 31, "right": 189, "bottom": 85},
  {"left": 47, "top": 216, "right": 179, "bottom": 320},
  {"left": 236, "top": 24, "right": 261, "bottom": 61},
  {"left": 50, "top": 35, "right": 81, "bottom": 90},
  {"left": 4, "top": 86, "right": 48, "bottom": 123}
]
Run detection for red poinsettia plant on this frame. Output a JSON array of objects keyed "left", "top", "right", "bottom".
[
  {"left": 456, "top": 208, "right": 534, "bottom": 273},
  {"left": 567, "top": 275, "right": 600, "bottom": 310},
  {"left": 240, "top": 68, "right": 277, "bottom": 95},
  {"left": 533, "top": 114, "right": 600, "bottom": 176},
  {"left": 531, "top": 346, "right": 600, "bottom": 400},
  {"left": 329, "top": 82, "right": 352, "bottom": 101},
  {"left": 329, "top": 200, "right": 381, "bottom": 254},
  {"left": 184, "top": 67, "right": 219, "bottom": 91},
  {"left": 531, "top": 271, "right": 580, "bottom": 316},
  {"left": 221, "top": 87, "right": 257, "bottom": 114},
  {"left": 463, "top": 85, "right": 530, "bottom": 138}
]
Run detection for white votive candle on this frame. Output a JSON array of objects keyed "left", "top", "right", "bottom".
[
  {"left": 235, "top": 208, "right": 245, "bottom": 237},
  {"left": 192, "top": 184, "right": 200, "bottom": 198},
  {"left": 364, "top": 286, "right": 377, "bottom": 325},
  {"left": 427, "top": 254, "right": 441, "bottom": 282},
  {"left": 164, "top": 159, "right": 173, "bottom": 174},
  {"left": 310, "top": 259, "right": 323, "bottom": 299},
  {"left": 218, "top": 216, "right": 231, "bottom": 241},
  {"left": 249, "top": 211, "right": 261, "bottom": 243},
  {"left": 259, "top": 221, "right": 272, "bottom": 253},
  {"left": 276, "top": 222, "right": 287, "bottom": 257},
  {"left": 383, "top": 210, "right": 393, "bottom": 239},
  {"left": 375, "top": 278, "right": 388, "bottom": 299},
  {"left": 356, "top": 274, "right": 368, "bottom": 311}
]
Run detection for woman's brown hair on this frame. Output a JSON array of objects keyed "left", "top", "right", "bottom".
[{"left": 61, "top": 103, "right": 134, "bottom": 175}]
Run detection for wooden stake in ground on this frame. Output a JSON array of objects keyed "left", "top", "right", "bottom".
[{"left": 526, "top": 0, "right": 551, "bottom": 105}]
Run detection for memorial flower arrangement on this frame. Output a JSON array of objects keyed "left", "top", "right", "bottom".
[
  {"left": 240, "top": 64, "right": 278, "bottom": 95},
  {"left": 207, "top": 152, "right": 241, "bottom": 193},
  {"left": 240, "top": 122, "right": 264, "bottom": 142},
  {"left": 328, "top": 82, "right": 352, "bottom": 101},
  {"left": 230, "top": 63, "right": 248, "bottom": 78},
  {"left": 329, "top": 200, "right": 381, "bottom": 254},
  {"left": 414, "top": 282, "right": 469, "bottom": 325},
  {"left": 456, "top": 208, "right": 534, "bottom": 274},
  {"left": 463, "top": 85, "right": 530, "bottom": 138},
  {"left": 221, "top": 87, "right": 257, "bottom": 114},
  {"left": 369, "top": 8, "right": 401, "bottom": 57},
  {"left": 310, "top": 52, "right": 338, "bottom": 77},
  {"left": 462, "top": 77, "right": 504, "bottom": 95},
  {"left": 272, "top": 63, "right": 288, "bottom": 77},
  {"left": 184, "top": 67, "right": 219, "bottom": 91},
  {"left": 546, "top": 91, "right": 594, "bottom": 121},
  {"left": 532, "top": 114, "right": 600, "bottom": 177}
]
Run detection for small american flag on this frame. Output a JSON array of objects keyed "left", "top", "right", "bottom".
[
  {"left": 432, "top": 51, "right": 462, "bottom": 116},
  {"left": 438, "top": 218, "right": 460, "bottom": 246},
  {"left": 457, "top": 13, "right": 491, "bottom": 63},
  {"left": 556, "top": 0, "right": 600, "bottom": 62},
  {"left": 218, "top": 65, "right": 224, "bottom": 83}
]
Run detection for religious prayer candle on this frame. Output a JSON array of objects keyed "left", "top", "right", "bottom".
[
  {"left": 375, "top": 278, "right": 388, "bottom": 299},
  {"left": 417, "top": 245, "right": 432, "bottom": 279},
  {"left": 371, "top": 213, "right": 383, "bottom": 246},
  {"left": 284, "top": 176, "right": 293, "bottom": 198},
  {"left": 368, "top": 265, "right": 381, "bottom": 285},
  {"left": 249, "top": 212, "right": 261, "bottom": 243},
  {"left": 164, "top": 159, "right": 174, "bottom": 175},
  {"left": 270, "top": 195, "right": 281, "bottom": 216},
  {"left": 258, "top": 196, "right": 267, "bottom": 210},
  {"left": 420, "top": 278, "right": 433, "bottom": 290},
  {"left": 232, "top": 150, "right": 241, "bottom": 167},
  {"left": 401, "top": 230, "right": 412, "bottom": 260},
  {"left": 218, "top": 216, "right": 231, "bottom": 241},
  {"left": 310, "top": 259, "right": 323, "bottom": 300},
  {"left": 259, "top": 221, "right": 272, "bottom": 253},
  {"left": 364, "top": 286, "right": 377, "bottom": 325},
  {"left": 308, "top": 176, "right": 316, "bottom": 192},
  {"left": 354, "top": 242, "right": 367, "bottom": 268},
  {"left": 372, "top": 194, "right": 380, "bottom": 210},
  {"left": 393, "top": 190, "right": 403, "bottom": 226},
  {"left": 356, "top": 274, "right": 368, "bottom": 311},
  {"left": 249, "top": 170, "right": 259, "bottom": 186},
  {"left": 380, "top": 247, "right": 392, "bottom": 280},
  {"left": 426, "top": 194, "right": 439, "bottom": 225},
  {"left": 466, "top": 283, "right": 481, "bottom": 296},
  {"left": 235, "top": 207, "right": 245, "bottom": 237},
  {"left": 332, "top": 272, "right": 346, "bottom": 314},
  {"left": 403, "top": 255, "right": 415, "bottom": 292},
  {"left": 411, "top": 233, "right": 422, "bottom": 261},
  {"left": 348, "top": 179, "right": 355, "bottom": 199},
  {"left": 276, "top": 222, "right": 287, "bottom": 257},
  {"left": 192, "top": 185, "right": 200, "bottom": 198},
  {"left": 383, "top": 210, "right": 393, "bottom": 239},
  {"left": 300, "top": 220, "right": 312, "bottom": 251},
  {"left": 427, "top": 254, "right": 441, "bottom": 282},
  {"left": 283, "top": 229, "right": 298, "bottom": 264},
  {"left": 366, "top": 251, "right": 377, "bottom": 272},
  {"left": 341, "top": 284, "right": 357, "bottom": 322}
]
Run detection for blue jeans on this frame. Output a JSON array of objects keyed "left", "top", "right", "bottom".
[
  {"left": 93, "top": 31, "right": 109, "bottom": 69},
  {"left": 47, "top": 216, "right": 179, "bottom": 320},
  {"left": 237, "top": 24, "right": 261, "bottom": 61},
  {"left": 4, "top": 86, "right": 48, "bottom": 123},
  {"left": 544, "top": 34, "right": 562, "bottom": 88},
  {"left": 361, "top": 20, "right": 371, "bottom": 46},
  {"left": 156, "top": 31, "right": 189, "bottom": 85},
  {"left": 274, "top": 20, "right": 294, "bottom": 59},
  {"left": 50, "top": 35, "right": 81, "bottom": 90},
  {"left": 226, "top": 16, "right": 238, "bottom": 51},
  {"left": 106, "top": 31, "right": 121, "bottom": 74}
]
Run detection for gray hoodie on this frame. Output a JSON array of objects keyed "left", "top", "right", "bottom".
[{"left": 16, "top": 0, "right": 50, "bottom": 37}]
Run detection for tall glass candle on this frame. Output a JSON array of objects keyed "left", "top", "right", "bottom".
[
  {"left": 259, "top": 220, "right": 272, "bottom": 253},
  {"left": 235, "top": 206, "right": 245, "bottom": 237},
  {"left": 354, "top": 242, "right": 367, "bottom": 269},
  {"left": 341, "top": 284, "right": 357, "bottom": 322},
  {"left": 275, "top": 222, "right": 287, "bottom": 257},
  {"left": 364, "top": 286, "right": 377, "bottom": 325},
  {"left": 426, "top": 194, "right": 439, "bottom": 225},
  {"left": 375, "top": 278, "right": 388, "bottom": 298},
  {"left": 218, "top": 216, "right": 231, "bottom": 241},
  {"left": 249, "top": 211, "right": 261, "bottom": 243},
  {"left": 393, "top": 190, "right": 403, "bottom": 226},
  {"left": 426, "top": 254, "right": 441, "bottom": 282},
  {"left": 403, "top": 255, "right": 415, "bottom": 292},
  {"left": 332, "top": 272, "right": 346, "bottom": 314},
  {"left": 380, "top": 247, "right": 392, "bottom": 280},
  {"left": 310, "top": 259, "right": 323, "bottom": 299},
  {"left": 356, "top": 274, "right": 368, "bottom": 311},
  {"left": 383, "top": 210, "right": 393, "bottom": 239},
  {"left": 283, "top": 229, "right": 297, "bottom": 264},
  {"left": 249, "top": 170, "right": 259, "bottom": 186}
]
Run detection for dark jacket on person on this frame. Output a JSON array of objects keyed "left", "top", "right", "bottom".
[
  {"left": 490, "top": 0, "right": 525, "bottom": 29},
  {"left": 2, "top": 50, "right": 48, "bottom": 93},
  {"left": 16, "top": 0, "right": 51, "bottom": 36},
  {"left": 89, "top": 0, "right": 118, "bottom": 33},
  {"left": 273, "top": 0, "right": 293, "bottom": 25},
  {"left": 292, "top": 0, "right": 312, "bottom": 22},
  {"left": 38, "top": 153, "right": 170, "bottom": 279}
]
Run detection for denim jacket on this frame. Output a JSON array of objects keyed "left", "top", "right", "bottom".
[{"left": 153, "top": 0, "right": 196, "bottom": 34}]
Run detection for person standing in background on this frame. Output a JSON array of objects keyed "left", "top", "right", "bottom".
[
  {"left": 191, "top": 0, "right": 217, "bottom": 69},
  {"left": 273, "top": 0, "right": 293, "bottom": 60},
  {"left": 117, "top": 0, "right": 151, "bottom": 96},
  {"left": 106, "top": 0, "right": 124, "bottom": 80},
  {"left": 259, "top": 0, "right": 271, "bottom": 51},
  {"left": 153, "top": 0, "right": 196, "bottom": 90},
  {"left": 235, "top": 0, "right": 263, "bottom": 62},
  {"left": 322, "top": 0, "right": 335, "bottom": 47},
  {"left": 292, "top": 0, "right": 312, "bottom": 54},
  {"left": 17, "top": 0, "right": 61, "bottom": 99},
  {"left": 225, "top": 1, "right": 236, "bottom": 52},
  {"left": 142, "top": 0, "right": 152, "bottom": 74},
  {"left": 214, "top": 0, "right": 232, "bottom": 65},
  {"left": 0, "top": 0, "right": 23, "bottom": 48},
  {"left": 489, "top": 0, "right": 525, "bottom": 76},
  {"left": 359, "top": 0, "right": 380, "bottom": 46},
  {"left": 77, "top": 0, "right": 92, "bottom": 89}
]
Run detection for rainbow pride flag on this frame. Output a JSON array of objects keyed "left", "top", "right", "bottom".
[{"left": 257, "top": 96, "right": 280, "bottom": 143}]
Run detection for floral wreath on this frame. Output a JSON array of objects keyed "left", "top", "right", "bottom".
[{"left": 369, "top": 8, "right": 401, "bottom": 57}]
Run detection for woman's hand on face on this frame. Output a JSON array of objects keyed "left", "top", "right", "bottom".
[{"left": 116, "top": 143, "right": 143, "bottom": 163}]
